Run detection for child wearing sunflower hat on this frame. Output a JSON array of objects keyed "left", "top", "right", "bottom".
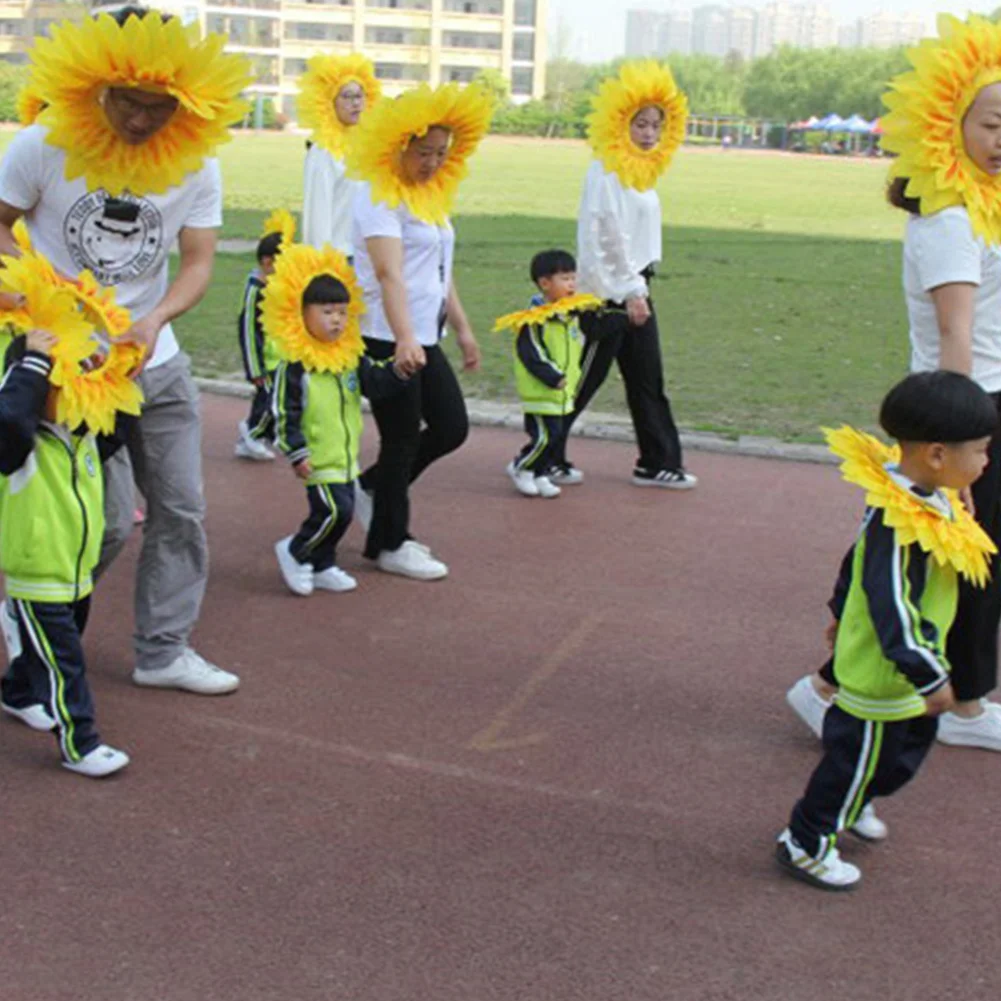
[
  {"left": 262, "top": 244, "right": 409, "bottom": 597},
  {"left": 776, "top": 372, "right": 997, "bottom": 892}
]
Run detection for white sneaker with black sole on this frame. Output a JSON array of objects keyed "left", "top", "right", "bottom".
[
  {"left": 849, "top": 803, "right": 888, "bottom": 842},
  {"left": 314, "top": 565, "right": 358, "bottom": 593},
  {"left": 377, "top": 541, "right": 448, "bottom": 581},
  {"left": 775, "top": 828, "right": 861, "bottom": 891},
  {"left": 548, "top": 463, "right": 584, "bottom": 486},
  {"left": 354, "top": 481, "right": 374, "bottom": 532},
  {"left": 1, "top": 701, "right": 55, "bottom": 732},
  {"left": 534, "top": 475, "right": 561, "bottom": 499},
  {"left": 275, "top": 536, "right": 314, "bottom": 596},
  {"left": 63, "top": 744, "right": 130, "bottom": 778},
  {"left": 234, "top": 421, "right": 275, "bottom": 462},
  {"left": 632, "top": 467, "right": 698, "bottom": 489},
  {"left": 506, "top": 461, "right": 540, "bottom": 497},
  {"left": 133, "top": 648, "right": 240, "bottom": 695},
  {"left": 785, "top": 674, "right": 832, "bottom": 739}
]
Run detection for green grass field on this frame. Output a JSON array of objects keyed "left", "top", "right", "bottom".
[{"left": 0, "top": 130, "right": 909, "bottom": 440}]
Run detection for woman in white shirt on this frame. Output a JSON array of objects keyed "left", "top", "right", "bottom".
[
  {"left": 558, "top": 61, "right": 696, "bottom": 490},
  {"left": 347, "top": 84, "right": 492, "bottom": 581},
  {"left": 787, "top": 15, "right": 1001, "bottom": 752},
  {"left": 298, "top": 55, "right": 380, "bottom": 255}
]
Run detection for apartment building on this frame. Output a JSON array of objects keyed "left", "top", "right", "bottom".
[
  {"left": 755, "top": 2, "right": 835, "bottom": 57},
  {"left": 840, "top": 11, "right": 926, "bottom": 50},
  {"left": 0, "top": 0, "right": 83, "bottom": 61}
]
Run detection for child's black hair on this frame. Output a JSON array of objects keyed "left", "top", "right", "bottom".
[
  {"left": 880, "top": 371, "right": 998, "bottom": 444},
  {"left": 302, "top": 274, "right": 350, "bottom": 307},
  {"left": 256, "top": 232, "right": 283, "bottom": 263},
  {"left": 107, "top": 4, "right": 172, "bottom": 26},
  {"left": 530, "top": 249, "right": 576, "bottom": 285}
]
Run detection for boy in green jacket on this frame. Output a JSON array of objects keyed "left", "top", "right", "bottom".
[{"left": 0, "top": 330, "right": 129, "bottom": 778}]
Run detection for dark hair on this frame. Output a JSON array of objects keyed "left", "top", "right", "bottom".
[
  {"left": 302, "top": 274, "right": 350, "bottom": 307},
  {"left": 105, "top": 5, "right": 172, "bottom": 26},
  {"left": 887, "top": 177, "right": 921, "bottom": 215},
  {"left": 880, "top": 371, "right": 998, "bottom": 444},
  {"left": 256, "top": 233, "right": 283, "bottom": 263},
  {"left": 530, "top": 249, "right": 576, "bottom": 285}
]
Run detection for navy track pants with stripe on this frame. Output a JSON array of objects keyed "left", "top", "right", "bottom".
[
  {"left": 515, "top": 413, "right": 567, "bottom": 474},
  {"left": 289, "top": 482, "right": 355, "bottom": 572},
  {"left": 1, "top": 597, "right": 100, "bottom": 762},
  {"left": 246, "top": 375, "right": 275, "bottom": 443},
  {"left": 789, "top": 704, "right": 937, "bottom": 857}
]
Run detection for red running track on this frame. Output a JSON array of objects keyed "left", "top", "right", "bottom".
[{"left": 2, "top": 392, "right": 1000, "bottom": 1001}]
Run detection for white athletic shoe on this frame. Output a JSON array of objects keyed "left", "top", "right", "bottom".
[
  {"left": 937, "top": 706, "right": 1001, "bottom": 751},
  {"left": 1, "top": 701, "right": 55, "bottom": 732},
  {"left": 849, "top": 803, "right": 889, "bottom": 842},
  {"left": 63, "top": 744, "right": 130, "bottom": 778},
  {"left": 534, "top": 475, "right": 561, "bottom": 499},
  {"left": 314, "top": 565, "right": 358, "bottom": 593},
  {"left": 234, "top": 421, "right": 275, "bottom": 461},
  {"left": 506, "top": 461, "right": 540, "bottom": 497},
  {"left": 785, "top": 674, "right": 832, "bottom": 740},
  {"left": 548, "top": 463, "right": 584, "bottom": 486},
  {"left": 377, "top": 540, "right": 448, "bottom": 581},
  {"left": 354, "top": 482, "right": 374, "bottom": 533},
  {"left": 775, "top": 828, "right": 861, "bottom": 891},
  {"left": 133, "top": 648, "right": 240, "bottom": 695},
  {"left": 275, "top": 536, "right": 314, "bottom": 596}
]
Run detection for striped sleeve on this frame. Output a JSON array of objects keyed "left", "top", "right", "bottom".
[
  {"left": 0, "top": 352, "right": 50, "bottom": 475},
  {"left": 237, "top": 278, "right": 266, "bottom": 381},
  {"left": 272, "top": 361, "right": 310, "bottom": 466},
  {"left": 515, "top": 323, "right": 564, "bottom": 388},
  {"left": 859, "top": 510, "right": 951, "bottom": 695}
]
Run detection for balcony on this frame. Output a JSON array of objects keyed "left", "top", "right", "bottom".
[
  {"left": 442, "top": 1, "right": 503, "bottom": 13},
  {"left": 206, "top": 0, "right": 280, "bottom": 10}
]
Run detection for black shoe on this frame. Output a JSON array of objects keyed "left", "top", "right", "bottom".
[{"left": 632, "top": 467, "right": 698, "bottom": 490}]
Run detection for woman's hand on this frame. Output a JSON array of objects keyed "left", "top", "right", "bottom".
[
  {"left": 456, "top": 329, "right": 481, "bottom": 372},
  {"left": 395, "top": 337, "right": 427, "bottom": 377},
  {"left": 626, "top": 295, "right": 651, "bottom": 327}
]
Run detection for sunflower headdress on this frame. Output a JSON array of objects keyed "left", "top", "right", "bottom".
[
  {"left": 493, "top": 294, "right": 603, "bottom": 334},
  {"left": 586, "top": 60, "right": 688, "bottom": 192},
  {"left": 260, "top": 244, "right": 365, "bottom": 374},
  {"left": 26, "top": 12, "right": 252, "bottom": 196},
  {"left": 0, "top": 249, "right": 143, "bottom": 435},
  {"left": 882, "top": 14, "right": 1001, "bottom": 245},
  {"left": 346, "top": 82, "right": 494, "bottom": 225},
  {"left": 261, "top": 208, "right": 297, "bottom": 248},
  {"left": 825, "top": 425, "right": 996, "bottom": 587},
  {"left": 297, "top": 54, "right": 381, "bottom": 159},
  {"left": 16, "top": 85, "right": 45, "bottom": 126}
]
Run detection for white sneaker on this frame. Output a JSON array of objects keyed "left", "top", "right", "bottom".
[
  {"left": 1, "top": 700, "right": 55, "bottom": 732},
  {"left": 849, "top": 803, "right": 888, "bottom": 842},
  {"left": 133, "top": 648, "right": 240, "bottom": 695},
  {"left": 275, "top": 536, "right": 314, "bottom": 596},
  {"left": 63, "top": 744, "right": 130, "bottom": 778},
  {"left": 234, "top": 421, "right": 275, "bottom": 461},
  {"left": 785, "top": 675, "right": 832, "bottom": 739},
  {"left": 534, "top": 475, "right": 561, "bottom": 499},
  {"left": 354, "top": 481, "right": 373, "bottom": 533},
  {"left": 377, "top": 540, "right": 448, "bottom": 581},
  {"left": 314, "top": 565, "right": 358, "bottom": 593},
  {"left": 937, "top": 706, "right": 1001, "bottom": 751},
  {"left": 506, "top": 461, "right": 540, "bottom": 497},
  {"left": 632, "top": 467, "right": 698, "bottom": 489},
  {"left": 775, "top": 828, "right": 861, "bottom": 891},
  {"left": 548, "top": 463, "right": 584, "bottom": 486}
]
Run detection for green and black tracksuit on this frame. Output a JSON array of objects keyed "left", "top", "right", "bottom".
[
  {"left": 0, "top": 351, "right": 105, "bottom": 763},
  {"left": 789, "top": 481, "right": 957, "bottom": 858},
  {"left": 238, "top": 271, "right": 281, "bottom": 442},
  {"left": 273, "top": 355, "right": 406, "bottom": 570},
  {"left": 512, "top": 304, "right": 584, "bottom": 475}
]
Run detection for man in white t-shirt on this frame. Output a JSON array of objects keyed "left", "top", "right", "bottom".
[{"left": 0, "top": 11, "right": 239, "bottom": 697}]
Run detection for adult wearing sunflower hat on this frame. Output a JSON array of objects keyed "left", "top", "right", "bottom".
[
  {"left": 299, "top": 54, "right": 380, "bottom": 256},
  {"left": 557, "top": 60, "right": 696, "bottom": 491},
  {"left": 787, "top": 14, "right": 1001, "bottom": 753},
  {"left": 0, "top": 5, "right": 250, "bottom": 696},
  {"left": 345, "top": 82, "right": 492, "bottom": 580}
]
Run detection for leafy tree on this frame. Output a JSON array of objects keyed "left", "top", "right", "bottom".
[
  {"left": 0, "top": 62, "right": 28, "bottom": 123},
  {"left": 473, "top": 67, "right": 510, "bottom": 107}
]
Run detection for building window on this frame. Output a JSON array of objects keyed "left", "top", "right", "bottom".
[
  {"left": 512, "top": 32, "right": 534, "bottom": 60},
  {"left": 373, "top": 62, "right": 430, "bottom": 81},
  {"left": 284, "top": 58, "right": 309, "bottom": 76},
  {"left": 205, "top": 14, "right": 278, "bottom": 48},
  {"left": 514, "top": 0, "right": 536, "bottom": 27},
  {"left": 442, "top": 1, "right": 502, "bottom": 13},
  {"left": 511, "top": 66, "right": 533, "bottom": 95},
  {"left": 285, "top": 22, "right": 352, "bottom": 42},
  {"left": 0, "top": 20, "right": 21, "bottom": 37},
  {"left": 366, "top": 0, "right": 431, "bottom": 10},
  {"left": 365, "top": 27, "right": 430, "bottom": 46},
  {"left": 442, "top": 31, "right": 502, "bottom": 50},
  {"left": 442, "top": 66, "right": 477, "bottom": 83}
]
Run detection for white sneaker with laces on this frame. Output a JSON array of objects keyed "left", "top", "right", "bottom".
[
  {"left": 314, "top": 565, "right": 358, "bottom": 593},
  {"left": 133, "top": 648, "right": 240, "bottom": 695},
  {"left": 1, "top": 701, "right": 55, "bottom": 732},
  {"left": 549, "top": 463, "right": 584, "bottom": 486},
  {"left": 63, "top": 744, "right": 130, "bottom": 778},
  {"left": 377, "top": 540, "right": 448, "bottom": 581},
  {"left": 506, "top": 461, "right": 540, "bottom": 497},
  {"left": 785, "top": 675, "right": 832, "bottom": 739},
  {"left": 275, "top": 536, "right": 314, "bottom": 596},
  {"left": 534, "top": 475, "right": 561, "bottom": 499},
  {"left": 632, "top": 467, "right": 698, "bottom": 489},
  {"left": 849, "top": 803, "right": 888, "bottom": 841},
  {"left": 234, "top": 421, "right": 275, "bottom": 461},
  {"left": 354, "top": 481, "right": 374, "bottom": 532},
  {"left": 937, "top": 706, "right": 1001, "bottom": 751},
  {"left": 775, "top": 828, "right": 861, "bottom": 891}
]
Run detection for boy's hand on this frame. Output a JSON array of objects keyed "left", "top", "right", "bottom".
[
  {"left": 25, "top": 328, "right": 57, "bottom": 355},
  {"left": 925, "top": 682, "right": 956, "bottom": 717},
  {"left": 825, "top": 616, "right": 839, "bottom": 651},
  {"left": 252, "top": 377, "right": 266, "bottom": 388},
  {"left": 293, "top": 459, "right": 312, "bottom": 480}
]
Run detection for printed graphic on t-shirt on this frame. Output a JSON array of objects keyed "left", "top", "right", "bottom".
[{"left": 63, "top": 190, "right": 164, "bottom": 285}]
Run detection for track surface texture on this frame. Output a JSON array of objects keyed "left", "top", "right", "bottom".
[{"left": 3, "top": 393, "right": 1000, "bottom": 1001}]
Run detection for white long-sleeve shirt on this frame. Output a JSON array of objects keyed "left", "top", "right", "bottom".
[
  {"left": 301, "top": 144, "right": 357, "bottom": 255},
  {"left": 576, "top": 159, "right": 662, "bottom": 304}
]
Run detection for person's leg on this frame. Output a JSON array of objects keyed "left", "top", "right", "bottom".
[
  {"left": 95, "top": 447, "right": 136, "bottom": 578},
  {"left": 866, "top": 716, "right": 938, "bottom": 801},
  {"left": 246, "top": 383, "right": 273, "bottom": 442},
  {"left": 291, "top": 483, "right": 354, "bottom": 573},
  {"left": 408, "top": 344, "right": 468, "bottom": 484},
  {"left": 515, "top": 414, "right": 550, "bottom": 473}
]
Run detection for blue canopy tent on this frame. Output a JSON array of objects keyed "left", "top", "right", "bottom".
[{"left": 841, "top": 114, "right": 875, "bottom": 134}]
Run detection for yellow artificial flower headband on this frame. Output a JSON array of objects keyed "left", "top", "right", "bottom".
[
  {"left": 347, "top": 82, "right": 494, "bottom": 225},
  {"left": 260, "top": 243, "right": 366, "bottom": 375},
  {"left": 825, "top": 425, "right": 995, "bottom": 587},
  {"left": 587, "top": 60, "right": 689, "bottom": 192},
  {"left": 261, "top": 208, "right": 297, "bottom": 248},
  {"left": 26, "top": 12, "right": 251, "bottom": 196},
  {"left": 0, "top": 248, "right": 143, "bottom": 435},
  {"left": 297, "top": 54, "right": 381, "bottom": 159},
  {"left": 16, "top": 85, "right": 45, "bottom": 126},
  {"left": 493, "top": 294, "right": 603, "bottom": 334},
  {"left": 883, "top": 14, "right": 1001, "bottom": 245}
]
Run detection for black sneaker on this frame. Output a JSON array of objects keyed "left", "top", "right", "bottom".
[
  {"left": 548, "top": 462, "right": 584, "bottom": 486},
  {"left": 632, "top": 467, "right": 698, "bottom": 489}
]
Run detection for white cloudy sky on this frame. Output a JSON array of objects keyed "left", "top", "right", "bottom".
[{"left": 547, "top": 2, "right": 976, "bottom": 62}]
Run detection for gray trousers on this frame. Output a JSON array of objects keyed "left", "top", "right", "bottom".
[{"left": 98, "top": 352, "right": 208, "bottom": 672}]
